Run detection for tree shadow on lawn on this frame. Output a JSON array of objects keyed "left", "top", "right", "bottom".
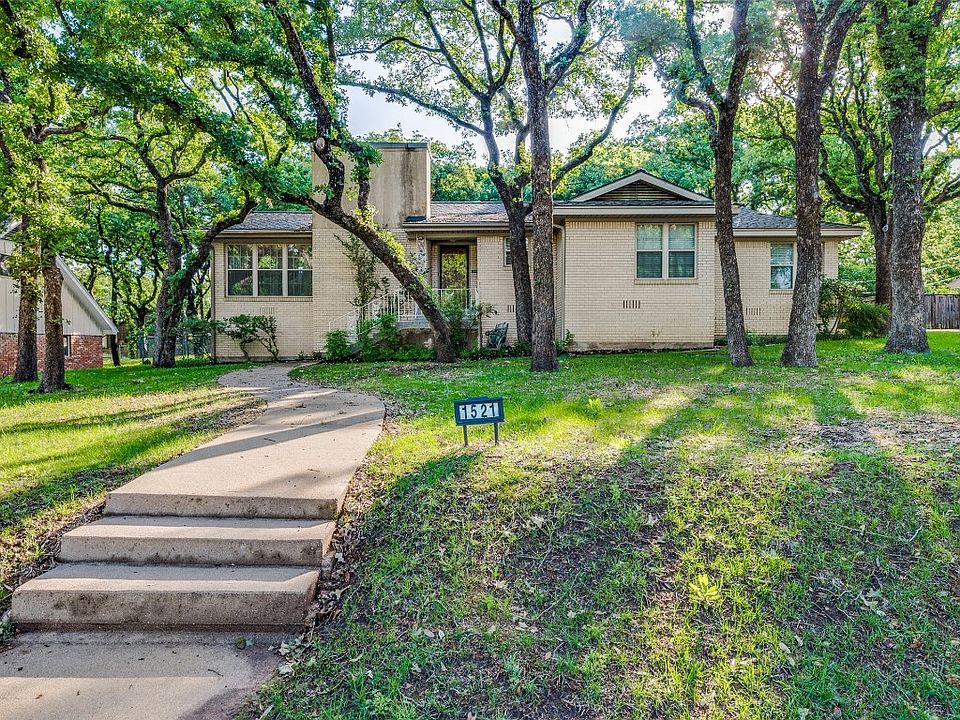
[
  {"left": 0, "top": 391, "right": 261, "bottom": 609},
  {"left": 262, "top": 354, "right": 960, "bottom": 720},
  {"left": 776, "top": 384, "right": 960, "bottom": 719}
]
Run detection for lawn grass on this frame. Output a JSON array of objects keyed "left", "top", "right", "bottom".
[
  {"left": 253, "top": 332, "right": 960, "bottom": 719},
  {"left": 0, "top": 359, "right": 258, "bottom": 609}
]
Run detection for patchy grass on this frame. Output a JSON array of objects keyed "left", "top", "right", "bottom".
[
  {"left": 0, "top": 360, "right": 258, "bottom": 608},
  {"left": 249, "top": 333, "right": 960, "bottom": 720}
]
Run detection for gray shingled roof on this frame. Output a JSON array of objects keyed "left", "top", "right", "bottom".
[
  {"left": 225, "top": 211, "right": 312, "bottom": 233},
  {"left": 228, "top": 205, "right": 860, "bottom": 233},
  {"left": 420, "top": 201, "right": 510, "bottom": 224},
  {"left": 733, "top": 207, "right": 859, "bottom": 231}
]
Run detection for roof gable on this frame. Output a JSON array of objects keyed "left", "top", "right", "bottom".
[
  {"left": 1, "top": 220, "right": 118, "bottom": 335},
  {"left": 569, "top": 170, "right": 712, "bottom": 204}
]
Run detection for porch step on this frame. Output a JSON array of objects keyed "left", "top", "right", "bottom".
[
  {"left": 58, "top": 516, "right": 336, "bottom": 566},
  {"left": 10, "top": 564, "right": 320, "bottom": 631}
]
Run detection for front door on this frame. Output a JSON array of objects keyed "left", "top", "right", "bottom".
[{"left": 439, "top": 246, "right": 469, "bottom": 289}]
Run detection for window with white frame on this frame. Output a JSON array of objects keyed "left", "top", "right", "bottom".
[
  {"left": 0, "top": 253, "right": 10, "bottom": 276},
  {"left": 257, "top": 245, "right": 283, "bottom": 296},
  {"left": 287, "top": 245, "right": 313, "bottom": 296},
  {"left": 226, "top": 244, "right": 313, "bottom": 297},
  {"left": 227, "top": 245, "right": 254, "bottom": 296},
  {"left": 770, "top": 243, "right": 794, "bottom": 289},
  {"left": 503, "top": 238, "right": 512, "bottom": 266},
  {"left": 636, "top": 223, "right": 696, "bottom": 279}
]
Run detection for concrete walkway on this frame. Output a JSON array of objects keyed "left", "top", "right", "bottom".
[{"left": 0, "top": 364, "right": 384, "bottom": 719}]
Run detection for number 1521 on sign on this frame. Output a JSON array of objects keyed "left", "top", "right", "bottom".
[{"left": 453, "top": 396, "right": 505, "bottom": 445}]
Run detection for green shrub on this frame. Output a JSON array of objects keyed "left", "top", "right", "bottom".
[
  {"left": 356, "top": 318, "right": 380, "bottom": 361},
  {"left": 819, "top": 278, "right": 864, "bottom": 336},
  {"left": 325, "top": 330, "right": 352, "bottom": 362},
  {"left": 556, "top": 330, "right": 575, "bottom": 355},
  {"left": 841, "top": 301, "right": 890, "bottom": 338},
  {"left": 215, "top": 314, "right": 279, "bottom": 361},
  {"left": 391, "top": 345, "right": 435, "bottom": 362},
  {"left": 377, "top": 312, "right": 401, "bottom": 354}
]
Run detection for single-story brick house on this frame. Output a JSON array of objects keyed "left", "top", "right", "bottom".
[
  {"left": 0, "top": 221, "right": 118, "bottom": 376},
  {"left": 211, "top": 142, "right": 862, "bottom": 360}
]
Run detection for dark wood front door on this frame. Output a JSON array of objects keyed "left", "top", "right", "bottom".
[{"left": 439, "top": 246, "right": 469, "bottom": 289}]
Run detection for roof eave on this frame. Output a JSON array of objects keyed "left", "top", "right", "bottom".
[
  {"left": 732, "top": 227, "right": 864, "bottom": 237},
  {"left": 219, "top": 228, "right": 312, "bottom": 236},
  {"left": 403, "top": 222, "right": 511, "bottom": 231},
  {"left": 55, "top": 257, "right": 119, "bottom": 335}
]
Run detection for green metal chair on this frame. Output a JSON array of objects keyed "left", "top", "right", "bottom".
[{"left": 485, "top": 322, "right": 509, "bottom": 350}]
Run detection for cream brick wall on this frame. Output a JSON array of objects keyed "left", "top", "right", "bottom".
[
  {"left": 211, "top": 240, "right": 316, "bottom": 360},
  {"left": 476, "top": 233, "right": 517, "bottom": 342},
  {"left": 562, "top": 218, "right": 717, "bottom": 350},
  {"left": 215, "top": 215, "right": 847, "bottom": 358},
  {"left": 713, "top": 237, "right": 840, "bottom": 337},
  {"left": 473, "top": 233, "right": 564, "bottom": 345}
]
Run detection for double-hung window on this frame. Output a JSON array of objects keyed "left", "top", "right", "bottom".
[
  {"left": 257, "top": 245, "right": 283, "bottom": 296},
  {"left": 503, "top": 238, "right": 512, "bottom": 266},
  {"left": 636, "top": 223, "right": 697, "bottom": 279},
  {"left": 287, "top": 245, "right": 313, "bottom": 296},
  {"left": 770, "top": 243, "right": 794, "bottom": 289},
  {"left": 226, "top": 244, "right": 313, "bottom": 297},
  {"left": 227, "top": 245, "right": 254, "bottom": 296}
]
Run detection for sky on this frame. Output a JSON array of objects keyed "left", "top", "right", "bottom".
[{"left": 344, "top": 68, "right": 671, "bottom": 159}]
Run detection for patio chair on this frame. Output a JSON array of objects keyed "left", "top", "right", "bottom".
[{"left": 485, "top": 322, "right": 509, "bottom": 350}]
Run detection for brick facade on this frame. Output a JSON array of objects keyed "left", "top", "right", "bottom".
[{"left": 0, "top": 333, "right": 104, "bottom": 377}]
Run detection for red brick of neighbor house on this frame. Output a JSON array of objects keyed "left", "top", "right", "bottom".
[{"left": 0, "top": 333, "right": 104, "bottom": 377}]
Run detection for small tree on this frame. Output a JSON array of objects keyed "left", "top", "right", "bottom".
[
  {"left": 216, "top": 314, "right": 280, "bottom": 361},
  {"left": 339, "top": 234, "right": 389, "bottom": 309}
]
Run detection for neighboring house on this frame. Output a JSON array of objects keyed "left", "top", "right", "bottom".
[
  {"left": 211, "top": 142, "right": 862, "bottom": 360},
  {"left": 0, "top": 221, "right": 118, "bottom": 376}
]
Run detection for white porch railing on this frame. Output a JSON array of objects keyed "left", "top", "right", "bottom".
[{"left": 326, "top": 287, "right": 477, "bottom": 342}]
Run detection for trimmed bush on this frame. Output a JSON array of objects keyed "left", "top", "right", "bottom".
[{"left": 841, "top": 301, "right": 890, "bottom": 338}]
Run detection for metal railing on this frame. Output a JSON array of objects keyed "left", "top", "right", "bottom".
[
  {"left": 327, "top": 287, "right": 477, "bottom": 341},
  {"left": 134, "top": 332, "right": 212, "bottom": 360}
]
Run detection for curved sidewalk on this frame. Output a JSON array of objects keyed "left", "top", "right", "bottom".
[{"left": 1, "top": 364, "right": 383, "bottom": 720}]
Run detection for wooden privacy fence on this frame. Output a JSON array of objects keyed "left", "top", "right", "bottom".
[{"left": 924, "top": 294, "right": 960, "bottom": 329}]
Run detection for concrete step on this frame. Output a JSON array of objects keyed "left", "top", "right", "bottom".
[
  {"left": 59, "top": 516, "right": 336, "bottom": 566},
  {"left": 104, "top": 487, "right": 344, "bottom": 520},
  {"left": 11, "top": 564, "right": 320, "bottom": 631}
]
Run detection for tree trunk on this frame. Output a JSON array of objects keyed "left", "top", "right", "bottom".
[
  {"left": 516, "top": 3, "right": 558, "bottom": 373},
  {"left": 14, "top": 283, "right": 39, "bottom": 382},
  {"left": 714, "top": 110, "right": 753, "bottom": 367},
  {"left": 866, "top": 206, "right": 891, "bottom": 306},
  {"left": 152, "top": 185, "right": 182, "bottom": 368},
  {"left": 782, "top": 47, "right": 825, "bottom": 368},
  {"left": 38, "top": 257, "right": 69, "bottom": 392},
  {"left": 526, "top": 114, "right": 558, "bottom": 372},
  {"left": 505, "top": 206, "right": 533, "bottom": 346},
  {"left": 109, "top": 333, "right": 121, "bottom": 366},
  {"left": 13, "top": 215, "right": 39, "bottom": 383},
  {"left": 884, "top": 99, "right": 929, "bottom": 353}
]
